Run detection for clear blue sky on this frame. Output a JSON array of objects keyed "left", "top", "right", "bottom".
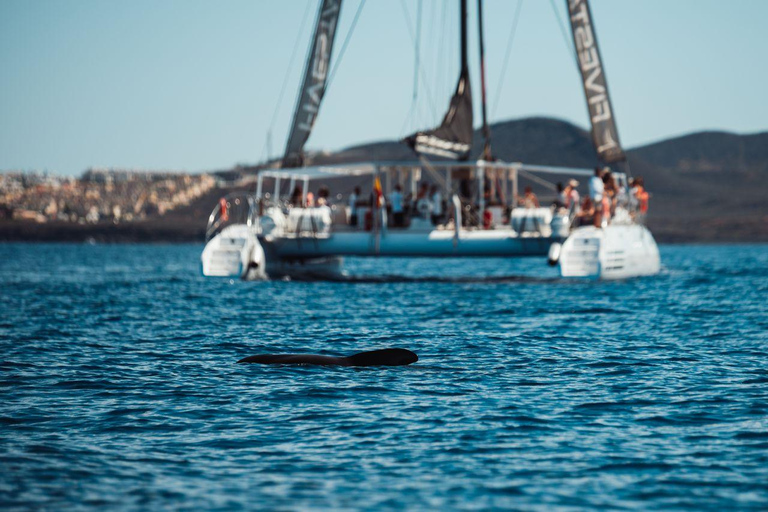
[{"left": 1, "top": 0, "right": 767, "bottom": 175}]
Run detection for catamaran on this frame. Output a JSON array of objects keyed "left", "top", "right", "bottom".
[{"left": 201, "top": 0, "right": 660, "bottom": 281}]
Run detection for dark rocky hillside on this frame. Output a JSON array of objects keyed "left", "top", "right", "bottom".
[
  {"left": 312, "top": 117, "right": 768, "bottom": 242},
  {"left": 3, "top": 117, "right": 765, "bottom": 243}
]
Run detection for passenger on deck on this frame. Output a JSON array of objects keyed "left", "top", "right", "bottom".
[
  {"left": 616, "top": 180, "right": 628, "bottom": 209},
  {"left": 349, "top": 186, "right": 360, "bottom": 227},
  {"left": 628, "top": 178, "right": 640, "bottom": 213},
  {"left": 415, "top": 182, "right": 431, "bottom": 219},
  {"left": 521, "top": 186, "right": 540, "bottom": 208},
  {"left": 604, "top": 171, "right": 618, "bottom": 216},
  {"left": 634, "top": 177, "right": 649, "bottom": 223},
  {"left": 601, "top": 171, "right": 617, "bottom": 227},
  {"left": 564, "top": 179, "right": 580, "bottom": 215},
  {"left": 430, "top": 185, "right": 443, "bottom": 225},
  {"left": 576, "top": 196, "right": 595, "bottom": 226},
  {"left": 290, "top": 185, "right": 303, "bottom": 207},
  {"left": 316, "top": 186, "right": 330, "bottom": 207},
  {"left": 390, "top": 184, "right": 404, "bottom": 227},
  {"left": 554, "top": 182, "right": 566, "bottom": 208},
  {"left": 589, "top": 167, "right": 604, "bottom": 227}
]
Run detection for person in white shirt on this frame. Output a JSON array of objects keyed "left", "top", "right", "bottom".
[
  {"left": 390, "top": 184, "right": 404, "bottom": 227},
  {"left": 348, "top": 186, "right": 360, "bottom": 227},
  {"left": 430, "top": 185, "right": 443, "bottom": 225},
  {"left": 588, "top": 167, "right": 605, "bottom": 227},
  {"left": 589, "top": 167, "right": 604, "bottom": 202}
]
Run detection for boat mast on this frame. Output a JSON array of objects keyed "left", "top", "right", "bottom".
[
  {"left": 477, "top": 0, "right": 491, "bottom": 161},
  {"left": 460, "top": 0, "right": 468, "bottom": 74}
]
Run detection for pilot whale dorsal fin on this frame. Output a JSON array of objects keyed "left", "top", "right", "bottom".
[
  {"left": 345, "top": 348, "right": 418, "bottom": 366},
  {"left": 237, "top": 348, "right": 417, "bottom": 367}
]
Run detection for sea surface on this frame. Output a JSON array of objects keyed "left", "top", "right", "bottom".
[{"left": 1, "top": 243, "right": 767, "bottom": 511}]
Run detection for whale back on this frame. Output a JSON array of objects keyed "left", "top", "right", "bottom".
[
  {"left": 237, "top": 354, "right": 346, "bottom": 365},
  {"left": 237, "top": 348, "right": 417, "bottom": 367},
  {"left": 345, "top": 348, "right": 418, "bottom": 367}
]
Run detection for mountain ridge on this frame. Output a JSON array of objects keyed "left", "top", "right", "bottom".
[{"left": 308, "top": 116, "right": 768, "bottom": 242}]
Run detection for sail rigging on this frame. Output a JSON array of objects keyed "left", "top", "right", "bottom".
[
  {"left": 405, "top": 0, "right": 473, "bottom": 161},
  {"left": 282, "top": 0, "right": 344, "bottom": 168},
  {"left": 566, "top": 0, "right": 625, "bottom": 164}
]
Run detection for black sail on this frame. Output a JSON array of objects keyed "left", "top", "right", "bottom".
[
  {"left": 405, "top": 0, "right": 473, "bottom": 161},
  {"left": 566, "top": 0, "right": 625, "bottom": 164},
  {"left": 405, "top": 70, "right": 473, "bottom": 160},
  {"left": 282, "top": 0, "right": 343, "bottom": 168}
]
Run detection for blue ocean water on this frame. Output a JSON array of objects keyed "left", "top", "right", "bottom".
[{"left": 1, "top": 243, "right": 767, "bottom": 510}]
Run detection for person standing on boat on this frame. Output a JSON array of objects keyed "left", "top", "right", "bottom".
[
  {"left": 290, "top": 185, "right": 303, "bottom": 207},
  {"left": 390, "top": 184, "right": 404, "bottom": 228},
  {"left": 521, "top": 187, "right": 539, "bottom": 208},
  {"left": 348, "top": 187, "right": 360, "bottom": 227},
  {"left": 430, "top": 185, "right": 443, "bottom": 226},
  {"left": 601, "top": 171, "right": 617, "bottom": 227},
  {"left": 565, "top": 179, "right": 581, "bottom": 216},
  {"left": 589, "top": 167, "right": 605, "bottom": 227},
  {"left": 577, "top": 196, "right": 595, "bottom": 226},
  {"left": 628, "top": 178, "right": 640, "bottom": 214},
  {"left": 554, "top": 182, "right": 566, "bottom": 209},
  {"left": 415, "top": 182, "right": 431, "bottom": 219},
  {"left": 316, "top": 186, "right": 330, "bottom": 207},
  {"left": 635, "top": 177, "right": 649, "bottom": 224}
]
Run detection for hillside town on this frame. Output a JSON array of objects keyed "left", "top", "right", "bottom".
[{"left": 0, "top": 169, "right": 217, "bottom": 224}]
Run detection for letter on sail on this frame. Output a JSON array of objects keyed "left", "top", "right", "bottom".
[
  {"left": 567, "top": 0, "right": 626, "bottom": 164},
  {"left": 283, "top": 0, "right": 343, "bottom": 168}
]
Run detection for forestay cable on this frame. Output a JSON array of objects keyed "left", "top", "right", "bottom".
[
  {"left": 491, "top": 0, "right": 524, "bottom": 119},
  {"left": 326, "top": 0, "right": 368, "bottom": 90},
  {"left": 398, "top": 0, "right": 438, "bottom": 124},
  {"left": 262, "top": 0, "right": 315, "bottom": 163},
  {"left": 548, "top": 0, "right": 580, "bottom": 72}
]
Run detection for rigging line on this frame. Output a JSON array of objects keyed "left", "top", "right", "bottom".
[
  {"left": 491, "top": 0, "right": 524, "bottom": 119},
  {"left": 436, "top": 0, "right": 448, "bottom": 116},
  {"left": 400, "top": 0, "right": 423, "bottom": 136},
  {"left": 258, "top": 136, "right": 269, "bottom": 165},
  {"left": 267, "top": 0, "right": 314, "bottom": 137},
  {"left": 326, "top": 0, "right": 367, "bottom": 91},
  {"left": 424, "top": 0, "right": 437, "bottom": 129},
  {"left": 548, "top": 0, "right": 580, "bottom": 73},
  {"left": 518, "top": 169, "right": 557, "bottom": 191},
  {"left": 398, "top": 0, "right": 438, "bottom": 122},
  {"left": 413, "top": 0, "right": 422, "bottom": 102},
  {"left": 282, "top": 0, "right": 324, "bottom": 160}
]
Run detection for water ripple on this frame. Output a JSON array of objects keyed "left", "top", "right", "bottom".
[{"left": 1, "top": 243, "right": 767, "bottom": 510}]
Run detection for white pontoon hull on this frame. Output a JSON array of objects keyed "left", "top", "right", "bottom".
[
  {"left": 201, "top": 224, "right": 265, "bottom": 280},
  {"left": 558, "top": 224, "right": 660, "bottom": 280}
]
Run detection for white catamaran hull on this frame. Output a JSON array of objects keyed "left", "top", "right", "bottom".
[
  {"left": 557, "top": 224, "right": 660, "bottom": 280},
  {"left": 201, "top": 224, "right": 265, "bottom": 280}
]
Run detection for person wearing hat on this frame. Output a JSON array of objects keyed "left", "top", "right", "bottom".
[{"left": 564, "top": 179, "right": 580, "bottom": 215}]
